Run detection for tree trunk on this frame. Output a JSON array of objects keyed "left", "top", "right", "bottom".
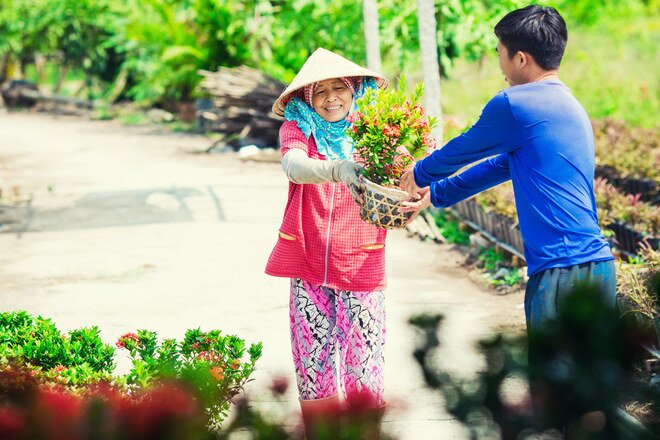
[
  {"left": 0, "top": 53, "right": 8, "bottom": 83},
  {"left": 54, "top": 65, "right": 69, "bottom": 94},
  {"left": 416, "top": 0, "right": 443, "bottom": 145},
  {"left": 34, "top": 53, "right": 47, "bottom": 86},
  {"left": 363, "top": 0, "right": 382, "bottom": 73}
]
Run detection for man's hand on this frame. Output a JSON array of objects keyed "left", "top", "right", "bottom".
[
  {"left": 400, "top": 168, "right": 422, "bottom": 196},
  {"left": 400, "top": 188, "right": 432, "bottom": 224}
]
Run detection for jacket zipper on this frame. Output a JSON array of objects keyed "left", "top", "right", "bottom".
[{"left": 322, "top": 185, "right": 336, "bottom": 286}]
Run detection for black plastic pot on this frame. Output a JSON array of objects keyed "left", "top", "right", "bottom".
[
  {"left": 595, "top": 166, "right": 659, "bottom": 203},
  {"left": 607, "top": 221, "right": 659, "bottom": 254}
]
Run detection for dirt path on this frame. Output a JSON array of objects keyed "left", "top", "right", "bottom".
[{"left": 0, "top": 112, "right": 525, "bottom": 439}]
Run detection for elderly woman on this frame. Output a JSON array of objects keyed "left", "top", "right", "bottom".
[{"left": 265, "top": 48, "right": 402, "bottom": 439}]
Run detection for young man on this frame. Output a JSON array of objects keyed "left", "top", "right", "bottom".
[{"left": 400, "top": 4, "right": 616, "bottom": 328}]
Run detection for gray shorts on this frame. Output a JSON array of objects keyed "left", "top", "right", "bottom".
[{"left": 524, "top": 259, "right": 617, "bottom": 329}]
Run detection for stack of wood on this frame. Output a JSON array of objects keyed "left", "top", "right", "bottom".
[
  {"left": 198, "top": 66, "right": 285, "bottom": 148},
  {"left": 0, "top": 79, "right": 93, "bottom": 115}
]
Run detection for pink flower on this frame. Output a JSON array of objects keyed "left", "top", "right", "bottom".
[
  {"left": 197, "top": 351, "right": 222, "bottom": 363},
  {"left": 346, "top": 111, "right": 363, "bottom": 124},
  {"left": 422, "top": 133, "right": 437, "bottom": 150},
  {"left": 383, "top": 124, "right": 400, "bottom": 138},
  {"left": 413, "top": 119, "right": 429, "bottom": 130}
]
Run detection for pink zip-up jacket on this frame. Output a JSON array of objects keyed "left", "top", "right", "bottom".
[{"left": 265, "top": 121, "right": 388, "bottom": 291}]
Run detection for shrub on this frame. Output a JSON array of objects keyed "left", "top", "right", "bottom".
[
  {"left": 115, "top": 328, "right": 263, "bottom": 429},
  {"left": 0, "top": 311, "right": 263, "bottom": 430},
  {"left": 0, "top": 311, "right": 115, "bottom": 387}
]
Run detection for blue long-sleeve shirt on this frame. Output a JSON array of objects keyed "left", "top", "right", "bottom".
[{"left": 414, "top": 80, "right": 613, "bottom": 275}]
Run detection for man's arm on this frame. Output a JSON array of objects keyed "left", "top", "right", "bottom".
[
  {"left": 430, "top": 154, "right": 511, "bottom": 207},
  {"left": 414, "top": 92, "right": 521, "bottom": 188},
  {"left": 399, "top": 155, "right": 510, "bottom": 214}
]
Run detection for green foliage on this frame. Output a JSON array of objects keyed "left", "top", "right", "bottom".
[
  {"left": 0, "top": 311, "right": 115, "bottom": 386},
  {"left": 263, "top": 0, "right": 364, "bottom": 82},
  {"left": 0, "top": 0, "right": 123, "bottom": 93},
  {"left": 477, "top": 246, "right": 506, "bottom": 272},
  {"left": 116, "top": 327, "right": 263, "bottom": 429},
  {"left": 475, "top": 246, "right": 525, "bottom": 287},
  {"left": 0, "top": 0, "right": 656, "bottom": 125},
  {"left": 433, "top": 0, "right": 524, "bottom": 75},
  {"left": 431, "top": 209, "right": 471, "bottom": 244},
  {"left": 376, "top": 0, "right": 525, "bottom": 77},
  {"left": 546, "top": 0, "right": 652, "bottom": 25},
  {"left": 348, "top": 78, "right": 437, "bottom": 187},
  {"left": 113, "top": 0, "right": 274, "bottom": 104},
  {"left": 440, "top": 12, "right": 659, "bottom": 128}
]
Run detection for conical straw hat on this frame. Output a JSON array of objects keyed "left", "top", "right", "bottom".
[{"left": 272, "top": 48, "right": 388, "bottom": 116}]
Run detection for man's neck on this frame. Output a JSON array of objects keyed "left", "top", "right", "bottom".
[{"left": 531, "top": 70, "right": 560, "bottom": 83}]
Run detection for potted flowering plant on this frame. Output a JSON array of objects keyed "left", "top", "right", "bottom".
[{"left": 346, "top": 77, "right": 438, "bottom": 229}]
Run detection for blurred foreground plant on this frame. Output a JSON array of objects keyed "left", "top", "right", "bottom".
[
  {"left": 409, "top": 283, "right": 660, "bottom": 439},
  {"left": 0, "top": 365, "right": 213, "bottom": 440}
]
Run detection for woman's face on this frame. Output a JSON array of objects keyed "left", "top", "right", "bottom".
[{"left": 311, "top": 78, "right": 353, "bottom": 122}]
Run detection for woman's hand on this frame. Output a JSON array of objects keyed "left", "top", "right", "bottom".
[{"left": 334, "top": 160, "right": 364, "bottom": 203}]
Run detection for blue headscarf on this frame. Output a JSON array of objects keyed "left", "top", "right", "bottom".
[{"left": 284, "top": 77, "right": 377, "bottom": 160}]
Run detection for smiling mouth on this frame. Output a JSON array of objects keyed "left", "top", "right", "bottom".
[{"left": 325, "top": 105, "right": 342, "bottom": 111}]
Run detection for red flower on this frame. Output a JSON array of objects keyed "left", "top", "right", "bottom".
[
  {"left": 269, "top": 376, "right": 289, "bottom": 396},
  {"left": 0, "top": 407, "right": 25, "bottom": 438},
  {"left": 209, "top": 366, "right": 225, "bottom": 381},
  {"left": 116, "top": 332, "right": 140, "bottom": 348},
  {"left": 51, "top": 365, "right": 67, "bottom": 378}
]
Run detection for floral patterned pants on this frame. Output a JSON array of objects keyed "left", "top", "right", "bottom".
[{"left": 289, "top": 278, "right": 386, "bottom": 404}]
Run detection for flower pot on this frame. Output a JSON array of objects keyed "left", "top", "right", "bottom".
[
  {"left": 359, "top": 177, "right": 413, "bottom": 230},
  {"left": 608, "top": 221, "right": 659, "bottom": 254}
]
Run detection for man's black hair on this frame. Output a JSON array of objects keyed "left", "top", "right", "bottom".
[{"left": 494, "top": 4, "right": 567, "bottom": 71}]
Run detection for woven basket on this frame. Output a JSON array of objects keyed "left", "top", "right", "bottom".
[{"left": 359, "top": 177, "right": 413, "bottom": 230}]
